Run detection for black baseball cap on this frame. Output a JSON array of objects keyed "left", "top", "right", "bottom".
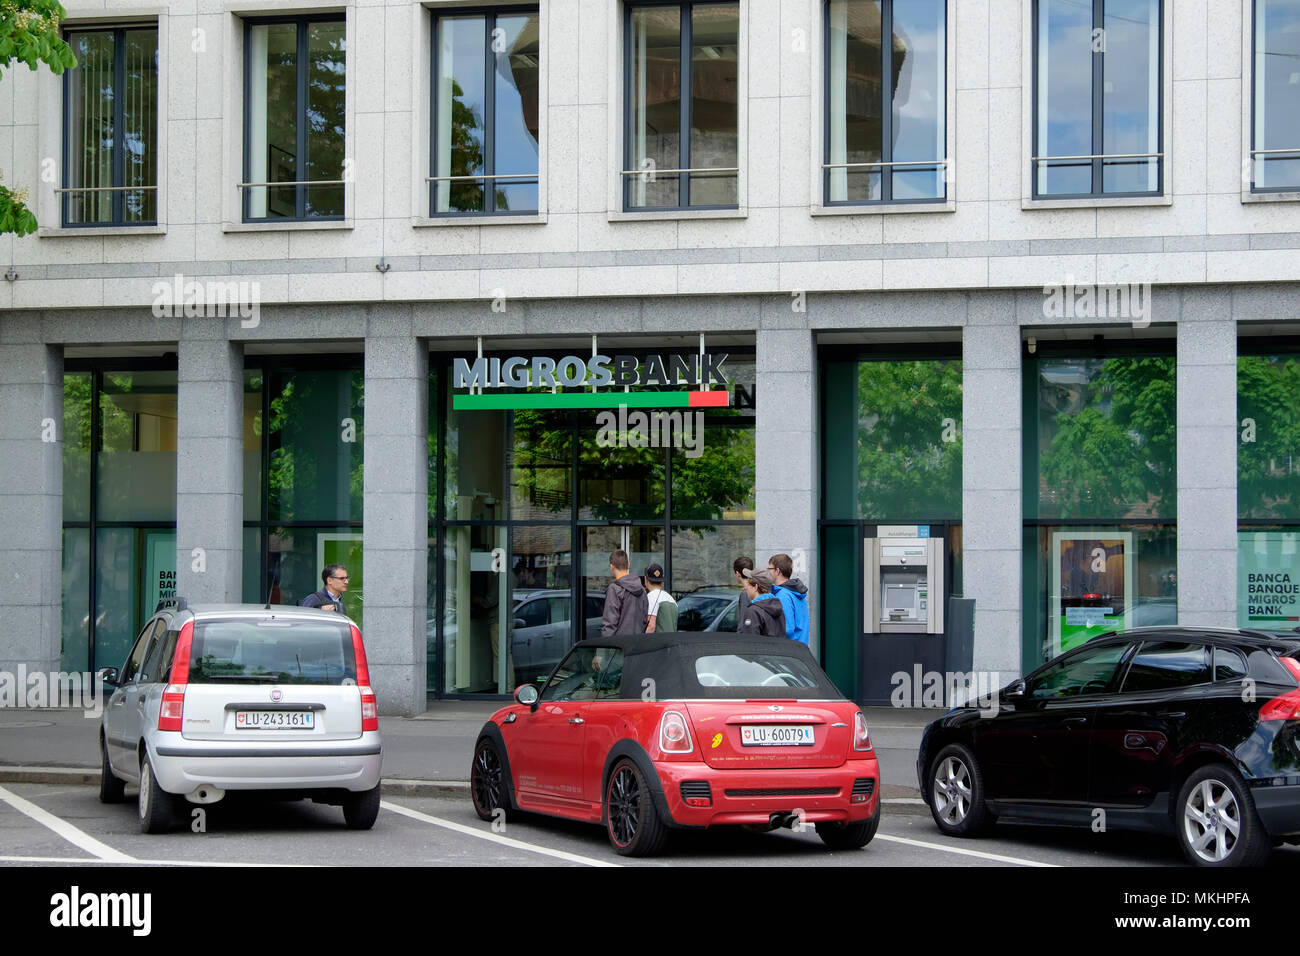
[{"left": 644, "top": 563, "right": 665, "bottom": 584}]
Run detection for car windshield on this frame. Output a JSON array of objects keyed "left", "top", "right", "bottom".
[
  {"left": 676, "top": 595, "right": 735, "bottom": 631},
  {"left": 694, "top": 653, "right": 822, "bottom": 689},
  {"left": 188, "top": 618, "right": 357, "bottom": 685}
]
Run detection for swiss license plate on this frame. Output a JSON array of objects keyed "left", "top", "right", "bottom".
[
  {"left": 235, "top": 710, "right": 315, "bottom": 730},
  {"left": 740, "top": 724, "right": 815, "bottom": 746}
]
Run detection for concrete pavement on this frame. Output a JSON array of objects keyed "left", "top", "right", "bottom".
[{"left": 0, "top": 702, "right": 932, "bottom": 813}]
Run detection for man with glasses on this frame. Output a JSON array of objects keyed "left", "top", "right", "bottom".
[{"left": 300, "top": 564, "right": 350, "bottom": 615}]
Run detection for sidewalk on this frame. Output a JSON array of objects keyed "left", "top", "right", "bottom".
[{"left": 0, "top": 702, "right": 931, "bottom": 814}]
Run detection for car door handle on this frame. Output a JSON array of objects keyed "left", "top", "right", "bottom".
[
  {"left": 138, "top": 693, "right": 148, "bottom": 703},
  {"left": 1156, "top": 711, "right": 1186, "bottom": 719},
  {"left": 1062, "top": 717, "right": 1088, "bottom": 727},
  {"left": 569, "top": 717, "right": 584, "bottom": 725}
]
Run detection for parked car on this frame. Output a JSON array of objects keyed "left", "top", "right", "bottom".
[
  {"left": 675, "top": 587, "right": 740, "bottom": 632},
  {"left": 98, "top": 601, "right": 383, "bottom": 833},
  {"left": 512, "top": 590, "right": 605, "bottom": 685},
  {"left": 469, "top": 633, "right": 880, "bottom": 856},
  {"left": 917, "top": 626, "right": 1300, "bottom": 866}
]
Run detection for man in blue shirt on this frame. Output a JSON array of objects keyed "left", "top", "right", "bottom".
[{"left": 768, "top": 553, "right": 809, "bottom": 646}]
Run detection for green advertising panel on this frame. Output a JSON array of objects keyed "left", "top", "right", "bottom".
[
  {"left": 1050, "top": 530, "right": 1134, "bottom": 654},
  {"left": 317, "top": 533, "right": 363, "bottom": 628},
  {"left": 1239, "top": 531, "right": 1300, "bottom": 627},
  {"left": 145, "top": 532, "right": 177, "bottom": 616}
]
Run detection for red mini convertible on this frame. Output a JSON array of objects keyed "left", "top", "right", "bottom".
[{"left": 469, "top": 633, "right": 881, "bottom": 856}]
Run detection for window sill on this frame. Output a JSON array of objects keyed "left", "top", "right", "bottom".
[
  {"left": 38, "top": 224, "right": 166, "bottom": 238},
  {"left": 811, "top": 200, "right": 954, "bottom": 216},
  {"left": 1241, "top": 190, "right": 1300, "bottom": 204},
  {"left": 222, "top": 219, "right": 353, "bottom": 232},
  {"left": 607, "top": 208, "right": 746, "bottom": 223},
  {"left": 411, "top": 214, "right": 547, "bottom": 227},
  {"left": 1020, "top": 195, "right": 1172, "bottom": 210}
]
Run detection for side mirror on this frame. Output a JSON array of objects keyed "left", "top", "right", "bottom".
[
  {"left": 514, "top": 684, "right": 539, "bottom": 709},
  {"left": 96, "top": 667, "right": 118, "bottom": 689},
  {"left": 514, "top": 618, "right": 526, "bottom": 629},
  {"left": 1002, "top": 679, "right": 1026, "bottom": 704}
]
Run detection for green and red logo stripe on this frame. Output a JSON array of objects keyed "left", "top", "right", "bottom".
[{"left": 452, "top": 390, "right": 730, "bottom": 411}]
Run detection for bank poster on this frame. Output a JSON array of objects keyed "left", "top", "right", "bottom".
[
  {"left": 144, "top": 532, "right": 176, "bottom": 616},
  {"left": 1238, "top": 531, "right": 1300, "bottom": 628},
  {"left": 317, "top": 533, "right": 363, "bottom": 627},
  {"left": 1050, "top": 531, "right": 1134, "bottom": 656}
]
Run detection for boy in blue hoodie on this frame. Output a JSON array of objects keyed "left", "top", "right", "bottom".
[{"left": 768, "top": 553, "right": 810, "bottom": 646}]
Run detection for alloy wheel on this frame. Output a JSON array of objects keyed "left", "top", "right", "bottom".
[
  {"left": 1183, "top": 778, "right": 1242, "bottom": 864},
  {"left": 473, "top": 745, "right": 504, "bottom": 812},
  {"left": 933, "top": 755, "right": 972, "bottom": 826},
  {"left": 138, "top": 760, "right": 151, "bottom": 821},
  {"left": 607, "top": 767, "right": 641, "bottom": 847}
]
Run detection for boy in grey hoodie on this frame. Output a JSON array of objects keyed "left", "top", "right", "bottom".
[{"left": 601, "top": 550, "right": 649, "bottom": 636}]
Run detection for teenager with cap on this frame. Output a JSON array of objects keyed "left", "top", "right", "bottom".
[
  {"left": 738, "top": 568, "right": 787, "bottom": 637},
  {"left": 643, "top": 563, "right": 678, "bottom": 633}
]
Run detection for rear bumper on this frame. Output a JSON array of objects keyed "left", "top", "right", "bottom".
[
  {"left": 653, "top": 756, "right": 880, "bottom": 828},
  {"left": 147, "top": 732, "right": 383, "bottom": 795},
  {"left": 1251, "top": 781, "right": 1300, "bottom": 836}
]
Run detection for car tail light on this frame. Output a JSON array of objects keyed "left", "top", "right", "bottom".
[
  {"left": 1260, "top": 656, "right": 1300, "bottom": 721},
  {"left": 659, "top": 710, "right": 693, "bottom": 754},
  {"left": 853, "top": 711, "right": 872, "bottom": 752},
  {"left": 158, "top": 621, "right": 193, "bottom": 732},
  {"left": 349, "top": 623, "right": 379, "bottom": 731}
]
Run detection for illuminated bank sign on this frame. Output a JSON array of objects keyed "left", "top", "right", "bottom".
[{"left": 452, "top": 353, "right": 731, "bottom": 410}]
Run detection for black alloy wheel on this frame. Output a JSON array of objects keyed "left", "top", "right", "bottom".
[
  {"left": 605, "top": 759, "right": 667, "bottom": 857},
  {"left": 470, "top": 740, "right": 516, "bottom": 822}
]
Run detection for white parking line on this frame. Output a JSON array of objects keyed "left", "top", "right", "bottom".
[
  {"left": 381, "top": 800, "right": 621, "bottom": 867},
  {"left": 0, "top": 855, "right": 309, "bottom": 867},
  {"left": 0, "top": 784, "right": 134, "bottom": 863},
  {"left": 875, "top": 833, "right": 1058, "bottom": 867}
]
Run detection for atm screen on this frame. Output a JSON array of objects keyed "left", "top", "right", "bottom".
[{"left": 885, "top": 584, "right": 917, "bottom": 618}]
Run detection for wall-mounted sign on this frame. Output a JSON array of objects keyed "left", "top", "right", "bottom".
[
  {"left": 452, "top": 353, "right": 731, "bottom": 411},
  {"left": 1050, "top": 530, "right": 1134, "bottom": 656},
  {"left": 1238, "top": 531, "right": 1300, "bottom": 627}
]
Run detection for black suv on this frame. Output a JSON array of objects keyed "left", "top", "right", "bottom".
[{"left": 917, "top": 627, "right": 1300, "bottom": 866}]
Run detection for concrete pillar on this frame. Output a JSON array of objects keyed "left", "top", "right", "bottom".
[
  {"left": 963, "top": 297, "right": 1022, "bottom": 678},
  {"left": 176, "top": 326, "right": 243, "bottom": 604},
  {"left": 754, "top": 327, "right": 818, "bottom": 653},
  {"left": 1176, "top": 290, "right": 1237, "bottom": 628},
  {"left": 362, "top": 318, "right": 428, "bottom": 716},
  {"left": 0, "top": 332, "right": 62, "bottom": 675}
]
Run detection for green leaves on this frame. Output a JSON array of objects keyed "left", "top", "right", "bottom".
[{"left": 0, "top": 183, "right": 38, "bottom": 236}]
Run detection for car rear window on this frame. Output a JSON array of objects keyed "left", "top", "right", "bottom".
[
  {"left": 189, "top": 619, "right": 357, "bottom": 685},
  {"left": 694, "top": 653, "right": 822, "bottom": 689}
]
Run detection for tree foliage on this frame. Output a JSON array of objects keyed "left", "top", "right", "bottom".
[
  {"left": 1038, "top": 357, "right": 1176, "bottom": 519},
  {"left": 855, "top": 360, "right": 963, "bottom": 519},
  {"left": 1238, "top": 355, "right": 1300, "bottom": 518},
  {"left": 1, "top": 1, "right": 77, "bottom": 236}
]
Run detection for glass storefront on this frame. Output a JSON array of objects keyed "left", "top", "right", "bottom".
[
  {"left": 429, "top": 352, "right": 755, "bottom": 696},
  {"left": 1023, "top": 350, "right": 1177, "bottom": 670},
  {"left": 61, "top": 366, "right": 178, "bottom": 672}
]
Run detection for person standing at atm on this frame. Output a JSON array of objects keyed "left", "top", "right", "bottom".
[{"left": 768, "top": 553, "right": 810, "bottom": 646}]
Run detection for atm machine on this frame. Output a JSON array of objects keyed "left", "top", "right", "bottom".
[{"left": 859, "top": 528, "right": 948, "bottom": 705}]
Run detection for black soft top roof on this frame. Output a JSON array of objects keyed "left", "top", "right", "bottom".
[{"left": 569, "top": 632, "right": 846, "bottom": 700}]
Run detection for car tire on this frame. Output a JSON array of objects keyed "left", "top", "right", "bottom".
[
  {"left": 815, "top": 807, "right": 880, "bottom": 850},
  {"left": 470, "top": 739, "right": 518, "bottom": 823},
  {"left": 342, "top": 784, "right": 381, "bottom": 830},
  {"left": 138, "top": 754, "right": 177, "bottom": 834},
  {"left": 98, "top": 736, "right": 125, "bottom": 805},
  {"left": 928, "top": 743, "right": 995, "bottom": 837},
  {"left": 1176, "top": 765, "right": 1271, "bottom": 868},
  {"left": 605, "top": 759, "right": 668, "bottom": 857}
]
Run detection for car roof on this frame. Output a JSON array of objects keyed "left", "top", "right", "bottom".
[
  {"left": 1084, "top": 625, "right": 1300, "bottom": 654},
  {"left": 171, "top": 604, "right": 354, "bottom": 624}
]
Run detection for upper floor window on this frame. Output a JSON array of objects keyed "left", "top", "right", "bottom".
[
  {"left": 62, "top": 26, "right": 158, "bottom": 227},
  {"left": 1251, "top": 0, "right": 1300, "bottom": 192},
  {"left": 243, "top": 16, "right": 346, "bottom": 222},
  {"left": 624, "top": 1, "right": 739, "bottom": 210},
  {"left": 431, "top": 8, "right": 540, "bottom": 216},
  {"left": 1032, "top": 0, "right": 1162, "bottom": 199},
  {"left": 824, "top": 0, "right": 947, "bottom": 205}
]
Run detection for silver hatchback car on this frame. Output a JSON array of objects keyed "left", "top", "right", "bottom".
[{"left": 97, "top": 602, "right": 383, "bottom": 833}]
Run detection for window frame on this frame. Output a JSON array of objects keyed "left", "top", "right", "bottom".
[
  {"left": 428, "top": 5, "right": 541, "bottom": 218},
  {"left": 60, "top": 24, "right": 160, "bottom": 229},
  {"left": 621, "top": 0, "right": 741, "bottom": 213},
  {"left": 820, "top": 0, "right": 950, "bottom": 208},
  {"left": 1026, "top": 0, "right": 1169, "bottom": 205},
  {"left": 241, "top": 13, "right": 348, "bottom": 224},
  {"left": 1247, "top": 0, "right": 1300, "bottom": 196}
]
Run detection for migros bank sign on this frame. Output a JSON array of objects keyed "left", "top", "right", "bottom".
[{"left": 451, "top": 352, "right": 731, "bottom": 410}]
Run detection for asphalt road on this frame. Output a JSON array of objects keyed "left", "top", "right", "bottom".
[{"left": 5, "top": 781, "right": 1300, "bottom": 869}]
